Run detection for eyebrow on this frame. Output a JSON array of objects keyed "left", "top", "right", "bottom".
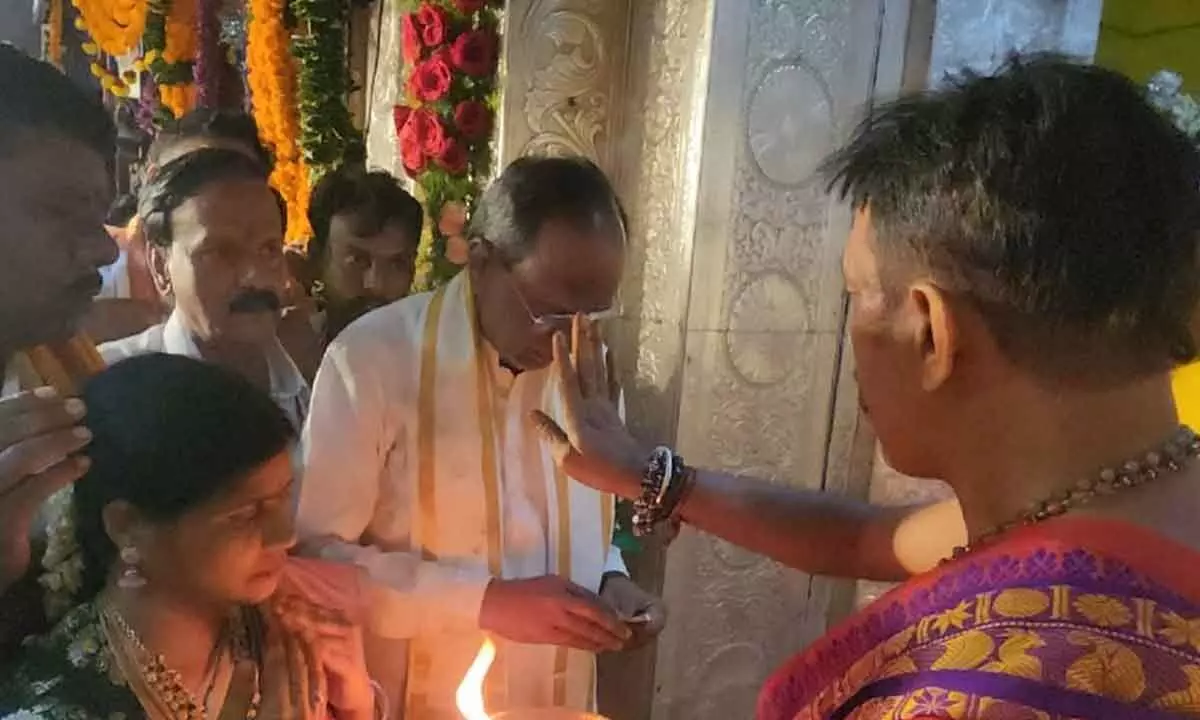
[{"left": 228, "top": 478, "right": 295, "bottom": 509}]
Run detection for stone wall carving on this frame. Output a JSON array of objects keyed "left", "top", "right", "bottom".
[
  {"left": 648, "top": 2, "right": 896, "bottom": 717},
  {"left": 596, "top": 0, "right": 714, "bottom": 717},
  {"left": 497, "top": 0, "right": 630, "bottom": 168}
]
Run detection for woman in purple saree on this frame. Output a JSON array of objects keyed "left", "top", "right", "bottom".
[{"left": 532, "top": 54, "right": 1200, "bottom": 718}]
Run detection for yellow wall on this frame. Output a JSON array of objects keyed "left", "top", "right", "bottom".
[
  {"left": 1095, "top": 0, "right": 1200, "bottom": 426},
  {"left": 1095, "top": 0, "right": 1200, "bottom": 93}
]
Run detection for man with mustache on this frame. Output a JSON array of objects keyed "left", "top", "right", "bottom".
[
  {"left": 99, "top": 147, "right": 310, "bottom": 430},
  {"left": 304, "top": 167, "right": 423, "bottom": 343}
]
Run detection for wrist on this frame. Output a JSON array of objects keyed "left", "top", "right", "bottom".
[{"left": 616, "top": 444, "right": 650, "bottom": 498}]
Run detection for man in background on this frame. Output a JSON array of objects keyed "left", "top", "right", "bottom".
[
  {"left": 99, "top": 148, "right": 310, "bottom": 431},
  {"left": 306, "top": 167, "right": 423, "bottom": 342}
]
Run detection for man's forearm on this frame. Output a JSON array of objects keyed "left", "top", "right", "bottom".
[{"left": 676, "top": 470, "right": 961, "bottom": 581}]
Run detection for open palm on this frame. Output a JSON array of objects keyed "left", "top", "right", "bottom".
[{"left": 532, "top": 317, "right": 645, "bottom": 500}]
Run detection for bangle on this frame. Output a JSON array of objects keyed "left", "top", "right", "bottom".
[
  {"left": 632, "top": 446, "right": 691, "bottom": 536},
  {"left": 371, "top": 679, "right": 389, "bottom": 720}
]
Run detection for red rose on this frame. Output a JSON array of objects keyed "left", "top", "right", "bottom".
[
  {"left": 450, "top": 29, "right": 498, "bottom": 77},
  {"left": 419, "top": 110, "right": 449, "bottom": 156},
  {"left": 453, "top": 100, "right": 492, "bottom": 140},
  {"left": 437, "top": 138, "right": 469, "bottom": 175},
  {"left": 398, "top": 121, "right": 426, "bottom": 175},
  {"left": 416, "top": 4, "right": 447, "bottom": 47},
  {"left": 397, "top": 108, "right": 448, "bottom": 176},
  {"left": 392, "top": 105, "right": 412, "bottom": 137},
  {"left": 407, "top": 55, "right": 453, "bottom": 102},
  {"left": 453, "top": 0, "right": 486, "bottom": 12},
  {"left": 401, "top": 14, "right": 422, "bottom": 65}
]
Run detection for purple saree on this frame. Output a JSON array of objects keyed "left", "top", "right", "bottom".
[{"left": 758, "top": 517, "right": 1200, "bottom": 719}]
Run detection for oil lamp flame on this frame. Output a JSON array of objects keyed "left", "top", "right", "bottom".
[{"left": 457, "top": 637, "right": 497, "bottom": 720}]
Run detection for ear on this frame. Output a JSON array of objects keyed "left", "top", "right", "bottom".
[
  {"left": 908, "top": 283, "right": 957, "bottom": 392},
  {"left": 101, "top": 499, "right": 148, "bottom": 549},
  {"left": 466, "top": 238, "right": 491, "bottom": 281},
  {"left": 148, "top": 244, "right": 173, "bottom": 298}
]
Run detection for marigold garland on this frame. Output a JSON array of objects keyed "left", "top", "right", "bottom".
[
  {"left": 71, "top": 0, "right": 146, "bottom": 57},
  {"left": 45, "top": 0, "right": 64, "bottom": 68},
  {"left": 393, "top": 0, "right": 503, "bottom": 290},
  {"left": 145, "top": 0, "right": 198, "bottom": 119},
  {"left": 72, "top": 0, "right": 147, "bottom": 97},
  {"left": 247, "top": 0, "right": 312, "bottom": 243}
]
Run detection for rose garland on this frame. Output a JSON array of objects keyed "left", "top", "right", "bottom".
[
  {"left": 247, "top": 0, "right": 312, "bottom": 243},
  {"left": 393, "top": 0, "right": 502, "bottom": 290}
]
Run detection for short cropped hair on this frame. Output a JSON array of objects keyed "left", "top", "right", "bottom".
[
  {"left": 823, "top": 54, "right": 1200, "bottom": 383},
  {"left": 468, "top": 155, "right": 626, "bottom": 263},
  {"left": 307, "top": 168, "right": 423, "bottom": 260},
  {"left": 0, "top": 43, "right": 115, "bottom": 166},
  {"left": 138, "top": 147, "right": 282, "bottom": 248}
]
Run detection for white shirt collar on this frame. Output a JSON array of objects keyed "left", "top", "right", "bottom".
[{"left": 162, "top": 310, "right": 309, "bottom": 406}]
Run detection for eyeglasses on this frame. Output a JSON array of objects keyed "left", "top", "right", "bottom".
[{"left": 503, "top": 266, "right": 617, "bottom": 332}]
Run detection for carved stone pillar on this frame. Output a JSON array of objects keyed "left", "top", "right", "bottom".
[
  {"left": 641, "top": 2, "right": 908, "bottom": 716},
  {"left": 495, "top": 0, "right": 633, "bottom": 166}
]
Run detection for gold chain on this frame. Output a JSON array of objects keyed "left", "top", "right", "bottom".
[
  {"left": 949, "top": 425, "right": 1200, "bottom": 561},
  {"left": 101, "top": 605, "right": 259, "bottom": 720}
]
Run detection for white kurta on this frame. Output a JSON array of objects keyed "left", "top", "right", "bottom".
[
  {"left": 296, "top": 273, "right": 624, "bottom": 718},
  {"left": 98, "top": 310, "right": 311, "bottom": 431}
]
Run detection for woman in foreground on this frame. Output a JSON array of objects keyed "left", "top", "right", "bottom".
[
  {"left": 537, "top": 56, "right": 1200, "bottom": 718},
  {"left": 1, "top": 354, "right": 376, "bottom": 719}
]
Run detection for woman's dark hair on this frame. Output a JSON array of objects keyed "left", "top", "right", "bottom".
[
  {"left": 138, "top": 147, "right": 284, "bottom": 247},
  {"left": 73, "top": 353, "right": 295, "bottom": 599}
]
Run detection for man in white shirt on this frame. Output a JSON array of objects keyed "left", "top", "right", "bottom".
[
  {"left": 99, "top": 147, "right": 309, "bottom": 430},
  {"left": 297, "top": 156, "right": 665, "bottom": 717}
]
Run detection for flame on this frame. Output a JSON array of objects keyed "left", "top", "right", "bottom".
[{"left": 457, "top": 637, "right": 497, "bottom": 720}]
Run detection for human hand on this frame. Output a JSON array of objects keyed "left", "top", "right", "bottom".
[
  {"left": 270, "top": 593, "right": 374, "bottom": 720},
  {"left": 479, "top": 575, "right": 632, "bottom": 653},
  {"left": 599, "top": 574, "right": 666, "bottom": 650},
  {"left": 0, "top": 388, "right": 92, "bottom": 592},
  {"left": 531, "top": 316, "right": 646, "bottom": 500}
]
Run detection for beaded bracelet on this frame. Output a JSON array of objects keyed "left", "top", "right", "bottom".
[{"left": 632, "top": 446, "right": 693, "bottom": 536}]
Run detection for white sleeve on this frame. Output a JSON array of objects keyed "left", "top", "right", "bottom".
[
  {"left": 602, "top": 544, "right": 628, "bottom": 577},
  {"left": 296, "top": 334, "right": 491, "bottom": 639}
]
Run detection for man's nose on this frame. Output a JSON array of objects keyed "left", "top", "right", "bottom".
[
  {"left": 83, "top": 227, "right": 120, "bottom": 269},
  {"left": 363, "top": 262, "right": 382, "bottom": 292},
  {"left": 240, "top": 258, "right": 284, "bottom": 288}
]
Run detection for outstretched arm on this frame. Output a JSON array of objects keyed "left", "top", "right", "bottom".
[
  {"left": 532, "top": 317, "right": 966, "bottom": 582},
  {"left": 674, "top": 475, "right": 963, "bottom": 580}
]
